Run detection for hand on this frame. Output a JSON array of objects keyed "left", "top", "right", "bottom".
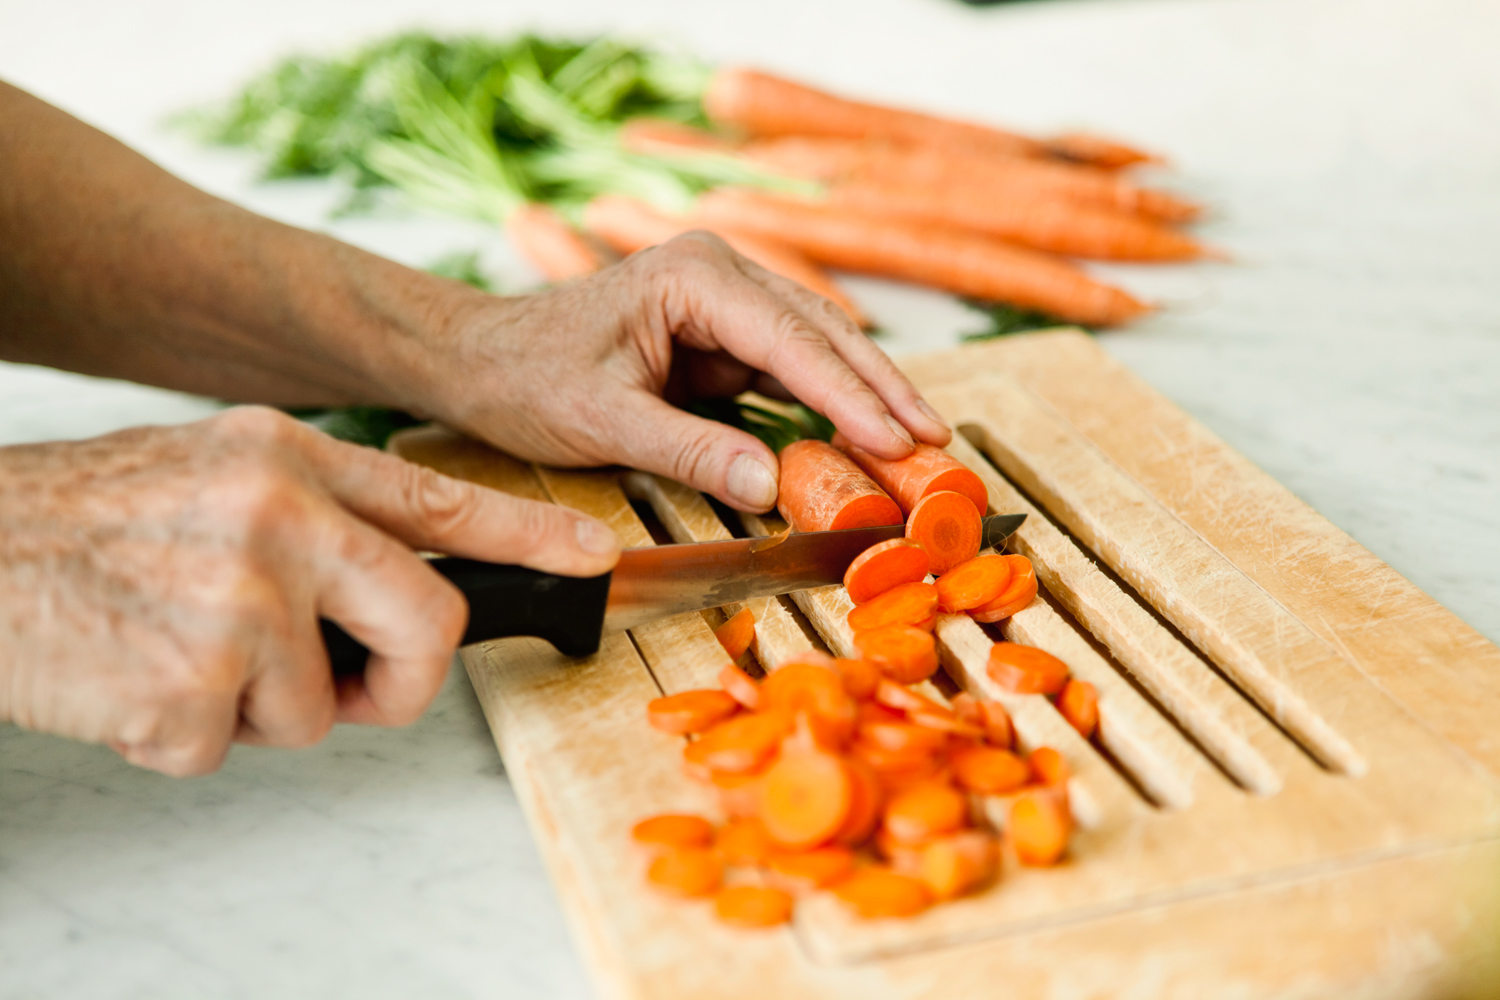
[
  {"left": 401, "top": 232, "right": 952, "bottom": 512},
  {"left": 0, "top": 406, "right": 619, "bottom": 776}
]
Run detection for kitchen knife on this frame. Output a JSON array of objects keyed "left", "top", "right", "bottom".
[{"left": 321, "top": 512, "right": 1026, "bottom": 673}]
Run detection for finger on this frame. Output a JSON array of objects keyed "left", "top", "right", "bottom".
[
  {"left": 232, "top": 615, "right": 338, "bottom": 749},
  {"left": 111, "top": 686, "right": 240, "bottom": 777}
]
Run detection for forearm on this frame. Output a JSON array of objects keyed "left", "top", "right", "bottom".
[{"left": 0, "top": 81, "right": 485, "bottom": 408}]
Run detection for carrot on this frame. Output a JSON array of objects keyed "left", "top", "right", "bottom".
[
  {"left": 714, "top": 885, "right": 794, "bottom": 928},
  {"left": 950, "top": 745, "right": 1030, "bottom": 795},
  {"left": 619, "top": 118, "right": 730, "bottom": 156},
  {"left": 843, "top": 538, "right": 931, "bottom": 604},
  {"left": 1028, "top": 747, "right": 1071, "bottom": 788},
  {"left": 1058, "top": 679, "right": 1100, "bottom": 739},
  {"left": 715, "top": 818, "right": 774, "bottom": 866},
  {"left": 953, "top": 693, "right": 1016, "bottom": 750},
  {"left": 906, "top": 706, "right": 983, "bottom": 739},
  {"left": 776, "top": 439, "right": 903, "bottom": 532},
  {"left": 704, "top": 66, "right": 1047, "bottom": 161},
  {"left": 854, "top": 625, "right": 939, "bottom": 684},
  {"left": 847, "top": 581, "right": 940, "bottom": 633},
  {"left": 832, "top": 866, "right": 934, "bottom": 919},
  {"left": 689, "top": 711, "right": 793, "bottom": 773},
  {"left": 905, "top": 491, "right": 982, "bottom": 576},
  {"left": 858, "top": 699, "right": 906, "bottom": 727},
  {"left": 987, "top": 642, "right": 1071, "bottom": 696},
  {"left": 935, "top": 553, "right": 1013, "bottom": 613},
  {"left": 647, "top": 689, "right": 741, "bottom": 735},
  {"left": 694, "top": 189, "right": 1149, "bottom": 327},
  {"left": 859, "top": 721, "right": 949, "bottom": 756},
  {"left": 833, "top": 657, "right": 882, "bottom": 701},
  {"left": 714, "top": 608, "right": 757, "bottom": 661},
  {"left": 760, "top": 660, "right": 857, "bottom": 742},
  {"left": 918, "top": 831, "right": 999, "bottom": 900},
  {"left": 852, "top": 737, "right": 942, "bottom": 775},
  {"left": 767, "top": 845, "right": 856, "bottom": 891},
  {"left": 712, "top": 769, "right": 765, "bottom": 819},
  {"left": 834, "top": 753, "right": 884, "bottom": 846},
  {"left": 759, "top": 748, "right": 853, "bottom": 850},
  {"left": 833, "top": 436, "right": 989, "bottom": 518},
  {"left": 883, "top": 782, "right": 969, "bottom": 844},
  {"left": 632, "top": 814, "right": 716, "bottom": 851},
  {"left": 1009, "top": 791, "right": 1071, "bottom": 867},
  {"left": 718, "top": 662, "right": 762, "bottom": 710},
  {"left": 582, "top": 195, "right": 869, "bottom": 327},
  {"left": 647, "top": 847, "right": 723, "bottom": 897},
  {"left": 1047, "top": 131, "right": 1160, "bottom": 170},
  {"left": 969, "top": 554, "right": 1039, "bottom": 623},
  {"left": 506, "top": 202, "right": 611, "bottom": 281},
  {"left": 872, "top": 678, "right": 945, "bottom": 715}
]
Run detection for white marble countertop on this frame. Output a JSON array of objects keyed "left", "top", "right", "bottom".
[{"left": 1, "top": 0, "right": 1496, "bottom": 996}]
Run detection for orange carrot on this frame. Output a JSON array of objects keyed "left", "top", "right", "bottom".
[
  {"left": 632, "top": 813, "right": 716, "bottom": 851},
  {"left": 855, "top": 625, "right": 939, "bottom": 684},
  {"left": 714, "top": 885, "right": 794, "bottom": 927},
  {"left": 715, "top": 608, "right": 757, "bottom": 661},
  {"left": 506, "top": 202, "right": 612, "bottom": 281},
  {"left": 1009, "top": 791, "right": 1070, "bottom": 867},
  {"left": 833, "top": 436, "right": 989, "bottom": 518},
  {"left": 689, "top": 711, "right": 792, "bottom": 774},
  {"left": 831, "top": 866, "right": 934, "bottom": 919},
  {"left": 833, "top": 657, "right": 882, "bottom": 701},
  {"left": 918, "top": 831, "right": 999, "bottom": 900},
  {"left": 883, "top": 782, "right": 969, "bottom": 845},
  {"left": 776, "top": 439, "right": 902, "bottom": 532},
  {"left": 759, "top": 748, "right": 853, "bottom": 850},
  {"left": 935, "top": 553, "right": 1013, "bottom": 613},
  {"left": 694, "top": 189, "right": 1148, "bottom": 327},
  {"left": 969, "top": 554, "right": 1039, "bottom": 623},
  {"left": 953, "top": 693, "right": 1016, "bottom": 750},
  {"left": 834, "top": 753, "right": 884, "bottom": 846},
  {"left": 619, "top": 118, "right": 730, "bottom": 156},
  {"left": 859, "top": 721, "right": 949, "bottom": 756},
  {"left": 1058, "top": 679, "right": 1100, "bottom": 740},
  {"left": 1047, "top": 131, "right": 1160, "bottom": 170},
  {"left": 760, "top": 660, "right": 857, "bottom": 739},
  {"left": 950, "top": 745, "right": 1030, "bottom": 795},
  {"left": 906, "top": 706, "right": 983, "bottom": 739},
  {"left": 712, "top": 770, "right": 765, "bottom": 820},
  {"left": 1028, "top": 747, "right": 1071, "bottom": 788},
  {"left": 873, "top": 678, "right": 945, "bottom": 715},
  {"left": 847, "top": 581, "right": 939, "bottom": 633},
  {"left": 906, "top": 491, "right": 984, "bottom": 576},
  {"left": 767, "top": 845, "right": 856, "bottom": 891},
  {"left": 718, "top": 662, "right": 762, "bottom": 710},
  {"left": 843, "top": 538, "right": 931, "bottom": 604},
  {"left": 987, "top": 642, "right": 1070, "bottom": 696},
  {"left": 647, "top": 689, "right": 741, "bottom": 735},
  {"left": 647, "top": 847, "right": 723, "bottom": 897}
]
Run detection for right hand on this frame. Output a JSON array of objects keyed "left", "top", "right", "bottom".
[{"left": 0, "top": 406, "right": 620, "bottom": 776}]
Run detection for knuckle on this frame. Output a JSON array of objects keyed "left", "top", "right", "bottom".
[
  {"left": 210, "top": 405, "right": 300, "bottom": 447},
  {"left": 402, "top": 466, "right": 479, "bottom": 541}
]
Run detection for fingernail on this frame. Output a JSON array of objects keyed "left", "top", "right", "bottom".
[
  {"left": 883, "top": 413, "right": 916, "bottom": 448},
  {"left": 727, "top": 453, "right": 778, "bottom": 510},
  {"left": 575, "top": 518, "right": 619, "bottom": 557},
  {"left": 916, "top": 400, "right": 950, "bottom": 431}
]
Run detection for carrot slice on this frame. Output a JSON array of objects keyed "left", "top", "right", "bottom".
[
  {"left": 647, "top": 689, "right": 741, "bottom": 735},
  {"left": 834, "top": 753, "right": 884, "bottom": 846},
  {"left": 834, "top": 436, "right": 989, "bottom": 518},
  {"left": 1058, "top": 679, "right": 1100, "bottom": 739},
  {"left": 847, "top": 582, "right": 940, "bottom": 632},
  {"left": 907, "top": 707, "right": 983, "bottom": 739},
  {"left": 631, "top": 814, "right": 716, "bottom": 851},
  {"left": 968, "top": 554, "right": 1038, "bottom": 623},
  {"left": 760, "top": 661, "right": 857, "bottom": 744},
  {"left": 843, "top": 538, "right": 930, "bottom": 604},
  {"left": 714, "top": 885, "right": 794, "bottom": 928},
  {"left": 905, "top": 491, "right": 983, "bottom": 576},
  {"left": 767, "top": 845, "right": 856, "bottom": 891},
  {"left": 854, "top": 625, "right": 939, "bottom": 684},
  {"left": 776, "top": 440, "right": 902, "bottom": 533},
  {"left": 834, "top": 658, "right": 882, "bottom": 701},
  {"left": 859, "top": 721, "right": 949, "bottom": 756},
  {"left": 950, "top": 745, "right": 1030, "bottom": 795},
  {"left": 918, "top": 831, "right": 999, "bottom": 900},
  {"left": 883, "top": 782, "right": 969, "bottom": 844},
  {"left": 712, "top": 769, "right": 766, "bottom": 819},
  {"left": 715, "top": 818, "right": 774, "bottom": 866},
  {"left": 647, "top": 847, "right": 723, "bottom": 897},
  {"left": 934, "top": 553, "right": 1013, "bottom": 613},
  {"left": 718, "top": 662, "right": 762, "bottom": 710},
  {"left": 714, "top": 608, "right": 757, "bottom": 661},
  {"left": 759, "top": 750, "right": 853, "bottom": 850},
  {"left": 690, "top": 711, "right": 793, "bottom": 774},
  {"left": 1009, "top": 791, "right": 1071, "bottom": 866},
  {"left": 831, "top": 867, "right": 934, "bottom": 919},
  {"left": 987, "top": 642, "right": 1070, "bottom": 696},
  {"left": 954, "top": 693, "right": 1017, "bottom": 750},
  {"left": 872, "top": 678, "right": 944, "bottom": 715},
  {"left": 1029, "top": 747, "right": 1071, "bottom": 787},
  {"left": 857, "top": 699, "right": 906, "bottom": 726}
]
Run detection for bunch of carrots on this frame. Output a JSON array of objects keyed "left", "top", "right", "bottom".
[
  {"left": 510, "top": 66, "right": 1215, "bottom": 328},
  {"left": 633, "top": 437, "right": 1100, "bottom": 927}
]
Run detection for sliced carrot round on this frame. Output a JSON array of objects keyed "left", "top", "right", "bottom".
[
  {"left": 714, "top": 607, "right": 757, "bottom": 661},
  {"left": 950, "top": 745, "right": 1030, "bottom": 795},
  {"left": 833, "top": 658, "right": 882, "bottom": 701},
  {"left": 761, "top": 661, "right": 856, "bottom": 742},
  {"left": 854, "top": 625, "right": 939, "bottom": 684},
  {"left": 712, "top": 769, "right": 766, "bottom": 819},
  {"left": 1009, "top": 791, "right": 1070, "bottom": 867},
  {"left": 1028, "top": 746, "right": 1071, "bottom": 787},
  {"left": 759, "top": 750, "right": 853, "bottom": 850},
  {"left": 714, "top": 885, "right": 793, "bottom": 928},
  {"left": 907, "top": 706, "right": 982, "bottom": 738},
  {"left": 718, "top": 662, "right": 762, "bottom": 710},
  {"left": 905, "top": 490, "right": 982, "bottom": 575},
  {"left": 647, "top": 689, "right": 741, "bottom": 735},
  {"left": 843, "top": 538, "right": 930, "bottom": 605},
  {"left": 872, "top": 678, "right": 944, "bottom": 715},
  {"left": 1058, "top": 678, "right": 1100, "bottom": 739},
  {"left": 691, "top": 711, "right": 793, "bottom": 773},
  {"left": 777, "top": 440, "right": 902, "bottom": 533},
  {"left": 831, "top": 867, "right": 934, "bottom": 919},
  {"left": 847, "top": 581, "right": 939, "bottom": 632},
  {"left": 715, "top": 817, "right": 774, "bottom": 866},
  {"left": 969, "top": 554, "right": 1038, "bottom": 623},
  {"left": 919, "top": 831, "right": 999, "bottom": 900},
  {"left": 859, "top": 721, "right": 948, "bottom": 755},
  {"left": 934, "top": 553, "right": 1013, "bottom": 613},
  {"left": 883, "top": 781, "right": 969, "bottom": 845},
  {"left": 647, "top": 847, "right": 723, "bottom": 897},
  {"left": 987, "top": 642, "right": 1070, "bottom": 695},
  {"left": 834, "top": 753, "right": 884, "bottom": 846},
  {"left": 632, "top": 813, "right": 716, "bottom": 851},
  {"left": 767, "top": 845, "right": 856, "bottom": 891}
]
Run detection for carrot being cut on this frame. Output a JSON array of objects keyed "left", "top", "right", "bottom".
[
  {"left": 832, "top": 866, "right": 934, "bottom": 919},
  {"left": 883, "top": 782, "right": 969, "bottom": 844},
  {"left": 833, "top": 436, "right": 989, "bottom": 518},
  {"left": 694, "top": 189, "right": 1150, "bottom": 328},
  {"left": 847, "top": 581, "right": 939, "bottom": 633},
  {"left": 767, "top": 845, "right": 856, "bottom": 891},
  {"left": 632, "top": 814, "right": 716, "bottom": 851},
  {"left": 715, "top": 608, "right": 757, "bottom": 661},
  {"left": 969, "top": 554, "right": 1039, "bottom": 623},
  {"left": 950, "top": 745, "right": 1030, "bottom": 795},
  {"left": 647, "top": 689, "right": 740, "bottom": 735},
  {"left": 907, "top": 491, "right": 984, "bottom": 576},
  {"left": 935, "top": 553, "right": 1014, "bottom": 613},
  {"left": 1059, "top": 678, "right": 1100, "bottom": 739},
  {"left": 855, "top": 625, "right": 939, "bottom": 684},
  {"left": 647, "top": 847, "right": 723, "bottom": 897},
  {"left": 776, "top": 439, "right": 903, "bottom": 532},
  {"left": 718, "top": 662, "right": 762, "bottom": 710},
  {"left": 987, "top": 642, "right": 1071, "bottom": 696},
  {"left": 843, "top": 538, "right": 931, "bottom": 604},
  {"left": 1009, "top": 791, "right": 1071, "bottom": 867},
  {"left": 918, "top": 831, "right": 999, "bottom": 900},
  {"left": 759, "top": 748, "right": 853, "bottom": 850},
  {"left": 714, "top": 885, "right": 794, "bottom": 928},
  {"left": 506, "top": 202, "right": 611, "bottom": 281}
]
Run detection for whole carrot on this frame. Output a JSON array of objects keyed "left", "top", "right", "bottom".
[{"left": 505, "top": 202, "right": 613, "bottom": 281}]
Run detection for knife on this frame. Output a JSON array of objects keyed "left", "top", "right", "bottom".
[{"left": 321, "top": 512, "right": 1026, "bottom": 673}]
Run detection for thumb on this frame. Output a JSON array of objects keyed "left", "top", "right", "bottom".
[{"left": 622, "top": 394, "right": 780, "bottom": 512}]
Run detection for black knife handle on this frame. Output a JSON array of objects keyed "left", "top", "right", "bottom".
[{"left": 321, "top": 558, "right": 613, "bottom": 676}]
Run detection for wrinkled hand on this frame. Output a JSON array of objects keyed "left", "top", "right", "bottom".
[
  {"left": 411, "top": 233, "right": 952, "bottom": 512},
  {"left": 0, "top": 407, "right": 619, "bottom": 776}
]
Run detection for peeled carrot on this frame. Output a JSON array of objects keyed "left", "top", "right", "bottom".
[
  {"left": 832, "top": 867, "right": 934, "bottom": 919},
  {"left": 506, "top": 202, "right": 611, "bottom": 281},
  {"left": 647, "top": 847, "right": 723, "bottom": 897},
  {"left": 950, "top": 745, "right": 1030, "bottom": 795},
  {"left": 1009, "top": 791, "right": 1071, "bottom": 867},
  {"left": 969, "top": 554, "right": 1039, "bottom": 623},
  {"left": 689, "top": 711, "right": 792, "bottom": 773},
  {"left": 883, "top": 782, "right": 969, "bottom": 844},
  {"left": 776, "top": 439, "right": 903, "bottom": 532},
  {"left": 694, "top": 189, "right": 1149, "bottom": 328},
  {"left": 907, "top": 491, "right": 984, "bottom": 576},
  {"left": 833, "top": 657, "right": 882, "bottom": 701},
  {"left": 987, "top": 642, "right": 1071, "bottom": 696},
  {"left": 632, "top": 814, "right": 716, "bottom": 851},
  {"left": 918, "top": 831, "right": 999, "bottom": 900},
  {"left": 715, "top": 608, "right": 757, "bottom": 661},
  {"left": 847, "top": 581, "right": 939, "bottom": 633},
  {"left": 859, "top": 721, "right": 949, "bottom": 756},
  {"left": 647, "top": 689, "right": 741, "bottom": 735},
  {"left": 1029, "top": 747, "right": 1071, "bottom": 788},
  {"left": 759, "top": 748, "right": 853, "bottom": 850},
  {"left": 760, "top": 661, "right": 857, "bottom": 739},
  {"left": 873, "top": 678, "right": 945, "bottom": 715},
  {"left": 767, "top": 845, "right": 856, "bottom": 891},
  {"left": 843, "top": 538, "right": 931, "bottom": 605},
  {"left": 855, "top": 625, "right": 939, "bottom": 684},
  {"left": 1058, "top": 679, "right": 1100, "bottom": 740},
  {"left": 935, "top": 553, "right": 1013, "bottom": 613},
  {"left": 834, "top": 753, "right": 884, "bottom": 846},
  {"left": 953, "top": 693, "right": 1016, "bottom": 750},
  {"left": 833, "top": 437, "right": 989, "bottom": 518},
  {"left": 712, "top": 769, "right": 765, "bottom": 819},
  {"left": 714, "top": 885, "right": 794, "bottom": 927}
]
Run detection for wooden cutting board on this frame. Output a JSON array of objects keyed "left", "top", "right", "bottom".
[{"left": 389, "top": 330, "right": 1500, "bottom": 1000}]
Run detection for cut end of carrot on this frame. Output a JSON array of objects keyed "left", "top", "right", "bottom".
[
  {"left": 925, "top": 468, "right": 989, "bottom": 517},
  {"left": 714, "top": 885, "right": 793, "bottom": 927},
  {"left": 987, "top": 642, "right": 1070, "bottom": 696},
  {"left": 759, "top": 749, "right": 853, "bottom": 851},
  {"left": 968, "top": 554, "right": 1038, "bottom": 623},
  {"left": 935, "top": 552, "right": 1013, "bottom": 613},
  {"left": 847, "top": 581, "right": 939, "bottom": 633},
  {"left": 831, "top": 494, "right": 905, "bottom": 531},
  {"left": 647, "top": 847, "right": 723, "bottom": 897},
  {"left": 951, "top": 745, "right": 1030, "bottom": 795},
  {"left": 832, "top": 867, "right": 934, "bottom": 919},
  {"left": 632, "top": 813, "right": 716, "bottom": 851},
  {"left": 844, "top": 537, "right": 931, "bottom": 604},
  {"left": 854, "top": 625, "right": 939, "bottom": 685},
  {"left": 647, "top": 689, "right": 741, "bottom": 735},
  {"left": 1009, "top": 791, "right": 1071, "bottom": 867},
  {"left": 906, "top": 490, "right": 982, "bottom": 575},
  {"left": 883, "top": 781, "right": 968, "bottom": 845}
]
